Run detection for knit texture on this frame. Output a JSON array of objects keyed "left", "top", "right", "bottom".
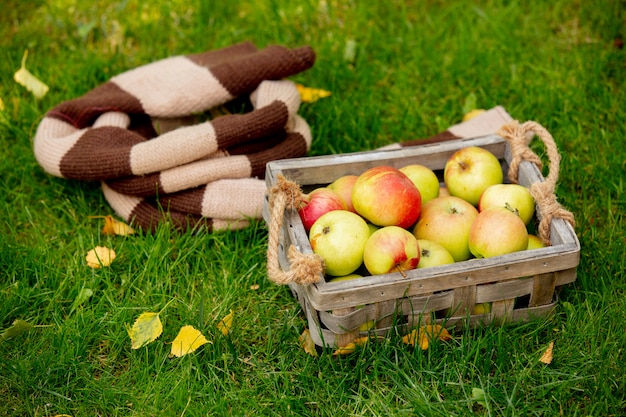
[{"left": 33, "top": 42, "right": 316, "bottom": 232}]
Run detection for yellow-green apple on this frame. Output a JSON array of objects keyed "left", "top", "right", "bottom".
[
  {"left": 413, "top": 196, "right": 479, "bottom": 262},
  {"left": 327, "top": 175, "right": 358, "bottom": 212},
  {"left": 527, "top": 234, "right": 547, "bottom": 250},
  {"left": 444, "top": 146, "right": 503, "bottom": 206},
  {"left": 468, "top": 206, "right": 529, "bottom": 258},
  {"left": 399, "top": 164, "right": 440, "bottom": 205},
  {"left": 352, "top": 166, "right": 421, "bottom": 228},
  {"left": 309, "top": 210, "right": 370, "bottom": 276},
  {"left": 472, "top": 302, "right": 492, "bottom": 314},
  {"left": 363, "top": 226, "right": 420, "bottom": 276},
  {"left": 299, "top": 187, "right": 346, "bottom": 232},
  {"left": 439, "top": 186, "right": 451, "bottom": 197},
  {"left": 478, "top": 183, "right": 536, "bottom": 225},
  {"left": 416, "top": 239, "right": 455, "bottom": 268}
]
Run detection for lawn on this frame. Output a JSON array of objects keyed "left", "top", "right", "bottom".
[{"left": 1, "top": 0, "right": 625, "bottom": 416}]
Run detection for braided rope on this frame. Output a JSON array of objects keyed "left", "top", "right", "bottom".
[{"left": 498, "top": 121, "right": 575, "bottom": 245}]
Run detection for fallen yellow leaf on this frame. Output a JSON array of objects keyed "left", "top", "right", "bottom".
[
  {"left": 402, "top": 325, "right": 451, "bottom": 350},
  {"left": 101, "top": 215, "right": 134, "bottom": 236},
  {"left": 217, "top": 309, "right": 234, "bottom": 336},
  {"left": 462, "top": 108, "right": 486, "bottom": 122},
  {"left": 0, "top": 96, "right": 4, "bottom": 111},
  {"left": 85, "top": 246, "right": 116, "bottom": 268},
  {"left": 14, "top": 50, "right": 49, "bottom": 99},
  {"left": 298, "top": 329, "right": 318, "bottom": 357},
  {"left": 170, "top": 325, "right": 211, "bottom": 357},
  {"left": 296, "top": 84, "right": 331, "bottom": 103},
  {"left": 126, "top": 312, "right": 163, "bottom": 349},
  {"left": 539, "top": 341, "right": 554, "bottom": 364},
  {"left": 332, "top": 336, "right": 383, "bottom": 356}
]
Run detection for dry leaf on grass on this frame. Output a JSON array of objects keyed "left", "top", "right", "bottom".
[
  {"left": 332, "top": 336, "right": 384, "bottom": 356},
  {"left": 169, "top": 325, "right": 210, "bottom": 358},
  {"left": 296, "top": 84, "right": 331, "bottom": 103},
  {"left": 217, "top": 309, "right": 234, "bottom": 336},
  {"left": 0, "top": 97, "right": 4, "bottom": 111},
  {"left": 1, "top": 319, "right": 34, "bottom": 341},
  {"left": 126, "top": 312, "right": 163, "bottom": 349},
  {"left": 402, "top": 325, "right": 452, "bottom": 350},
  {"left": 14, "top": 50, "right": 49, "bottom": 99},
  {"left": 539, "top": 341, "right": 554, "bottom": 364},
  {"left": 85, "top": 246, "right": 116, "bottom": 268},
  {"left": 99, "top": 215, "right": 134, "bottom": 236},
  {"left": 299, "top": 329, "right": 318, "bottom": 357}
]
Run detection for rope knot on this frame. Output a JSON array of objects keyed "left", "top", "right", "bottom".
[{"left": 497, "top": 121, "right": 543, "bottom": 183}]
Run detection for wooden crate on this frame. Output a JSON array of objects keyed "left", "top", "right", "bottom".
[{"left": 263, "top": 134, "right": 580, "bottom": 348}]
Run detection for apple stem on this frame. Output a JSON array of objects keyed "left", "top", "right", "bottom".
[{"left": 396, "top": 265, "right": 407, "bottom": 278}]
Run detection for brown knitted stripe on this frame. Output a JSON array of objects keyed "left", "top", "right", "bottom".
[
  {"left": 209, "top": 46, "right": 315, "bottom": 97},
  {"left": 398, "top": 131, "right": 460, "bottom": 147},
  {"left": 59, "top": 126, "right": 144, "bottom": 180},
  {"left": 247, "top": 131, "right": 308, "bottom": 178},
  {"left": 211, "top": 101, "right": 289, "bottom": 149},
  {"left": 48, "top": 82, "right": 144, "bottom": 129},
  {"left": 157, "top": 187, "right": 206, "bottom": 216},
  {"left": 186, "top": 41, "right": 258, "bottom": 68},
  {"left": 226, "top": 131, "right": 287, "bottom": 155},
  {"left": 128, "top": 199, "right": 213, "bottom": 232},
  {"left": 104, "top": 173, "right": 164, "bottom": 197}
]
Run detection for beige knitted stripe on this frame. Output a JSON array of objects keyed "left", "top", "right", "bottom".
[
  {"left": 200, "top": 178, "right": 267, "bottom": 219},
  {"left": 128, "top": 121, "right": 218, "bottom": 175},
  {"left": 159, "top": 155, "right": 252, "bottom": 194},
  {"left": 33, "top": 117, "right": 86, "bottom": 178},
  {"left": 448, "top": 106, "right": 513, "bottom": 138},
  {"left": 112, "top": 56, "right": 233, "bottom": 118}
]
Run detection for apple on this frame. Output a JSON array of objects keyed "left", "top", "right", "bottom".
[
  {"left": 327, "top": 175, "right": 358, "bottom": 212},
  {"left": 363, "top": 226, "right": 420, "bottom": 276},
  {"left": 298, "top": 187, "right": 346, "bottom": 232},
  {"left": 352, "top": 166, "right": 421, "bottom": 228},
  {"left": 472, "top": 303, "right": 492, "bottom": 314},
  {"left": 478, "top": 183, "right": 536, "bottom": 225},
  {"left": 399, "top": 164, "right": 440, "bottom": 205},
  {"left": 444, "top": 146, "right": 503, "bottom": 206},
  {"left": 439, "top": 186, "right": 451, "bottom": 197},
  {"left": 527, "top": 234, "right": 547, "bottom": 250},
  {"left": 309, "top": 210, "right": 370, "bottom": 276},
  {"left": 468, "top": 206, "right": 529, "bottom": 258},
  {"left": 416, "top": 239, "right": 455, "bottom": 268},
  {"left": 413, "top": 196, "right": 479, "bottom": 262}
]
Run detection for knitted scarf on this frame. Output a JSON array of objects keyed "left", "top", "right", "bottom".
[
  {"left": 33, "top": 42, "right": 315, "bottom": 232},
  {"left": 33, "top": 41, "right": 513, "bottom": 233}
]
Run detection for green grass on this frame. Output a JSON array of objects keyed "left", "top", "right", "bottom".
[{"left": 1, "top": 0, "right": 625, "bottom": 415}]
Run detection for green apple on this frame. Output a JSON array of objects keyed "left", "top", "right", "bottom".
[
  {"left": 363, "top": 226, "right": 420, "bottom": 276},
  {"left": 527, "top": 234, "right": 547, "bottom": 250},
  {"left": 468, "top": 206, "right": 529, "bottom": 258},
  {"left": 472, "top": 302, "right": 492, "bottom": 314},
  {"left": 416, "top": 239, "right": 455, "bottom": 268},
  {"left": 478, "top": 183, "right": 536, "bottom": 225},
  {"left": 413, "top": 196, "right": 479, "bottom": 262},
  {"left": 444, "top": 146, "right": 503, "bottom": 206},
  {"left": 309, "top": 210, "right": 370, "bottom": 277},
  {"left": 399, "top": 164, "right": 440, "bottom": 205},
  {"left": 327, "top": 174, "right": 358, "bottom": 213},
  {"left": 352, "top": 166, "right": 421, "bottom": 228}
]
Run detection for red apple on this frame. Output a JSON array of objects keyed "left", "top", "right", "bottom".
[
  {"left": 413, "top": 196, "right": 479, "bottom": 262},
  {"left": 478, "top": 183, "right": 536, "bottom": 225},
  {"left": 298, "top": 187, "right": 346, "bottom": 232},
  {"left": 327, "top": 175, "right": 358, "bottom": 213},
  {"left": 416, "top": 239, "right": 455, "bottom": 268},
  {"left": 468, "top": 207, "right": 529, "bottom": 258},
  {"left": 444, "top": 146, "right": 503, "bottom": 206},
  {"left": 352, "top": 166, "right": 421, "bottom": 228},
  {"left": 309, "top": 210, "right": 370, "bottom": 277},
  {"left": 399, "top": 164, "right": 440, "bottom": 205},
  {"left": 363, "top": 226, "right": 420, "bottom": 276}
]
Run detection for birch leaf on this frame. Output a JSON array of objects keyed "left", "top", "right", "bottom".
[
  {"left": 86, "top": 246, "right": 116, "bottom": 268},
  {"left": 14, "top": 50, "right": 49, "bottom": 99},
  {"left": 539, "top": 341, "right": 554, "bottom": 364},
  {"left": 0, "top": 97, "right": 5, "bottom": 111},
  {"left": 332, "top": 336, "right": 383, "bottom": 356},
  {"left": 217, "top": 309, "right": 234, "bottom": 336},
  {"left": 1, "top": 319, "right": 34, "bottom": 341},
  {"left": 298, "top": 329, "right": 318, "bottom": 357},
  {"left": 402, "top": 325, "right": 451, "bottom": 350},
  {"left": 103, "top": 215, "right": 134, "bottom": 236},
  {"left": 472, "top": 387, "right": 487, "bottom": 407},
  {"left": 170, "top": 325, "right": 210, "bottom": 358},
  {"left": 296, "top": 84, "right": 331, "bottom": 103},
  {"left": 71, "top": 288, "right": 93, "bottom": 310},
  {"left": 126, "top": 312, "right": 163, "bottom": 349}
]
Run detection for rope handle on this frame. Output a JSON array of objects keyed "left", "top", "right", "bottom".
[
  {"left": 266, "top": 175, "right": 324, "bottom": 285},
  {"left": 497, "top": 121, "right": 576, "bottom": 245}
]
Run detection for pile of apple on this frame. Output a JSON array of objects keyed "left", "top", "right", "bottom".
[{"left": 298, "top": 146, "right": 545, "bottom": 281}]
